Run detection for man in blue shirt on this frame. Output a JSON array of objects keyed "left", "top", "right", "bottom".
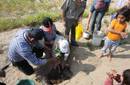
[{"left": 8, "top": 28, "right": 57, "bottom": 75}]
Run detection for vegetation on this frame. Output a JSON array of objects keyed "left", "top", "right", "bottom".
[
  {"left": 0, "top": 0, "right": 63, "bottom": 31},
  {"left": 0, "top": 0, "right": 118, "bottom": 32}
]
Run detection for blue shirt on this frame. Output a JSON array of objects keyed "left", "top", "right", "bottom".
[
  {"left": 90, "top": 0, "right": 111, "bottom": 12},
  {"left": 8, "top": 29, "right": 47, "bottom": 65}
]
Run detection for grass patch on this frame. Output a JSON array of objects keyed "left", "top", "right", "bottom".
[
  {"left": 0, "top": 0, "right": 119, "bottom": 32},
  {"left": 0, "top": 11, "right": 60, "bottom": 31},
  {"left": 0, "top": 0, "right": 63, "bottom": 31}
]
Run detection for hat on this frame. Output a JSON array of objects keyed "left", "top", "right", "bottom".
[
  {"left": 28, "top": 28, "right": 44, "bottom": 40},
  {"left": 58, "top": 39, "right": 69, "bottom": 53}
]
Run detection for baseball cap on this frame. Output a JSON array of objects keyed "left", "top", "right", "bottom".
[{"left": 28, "top": 28, "right": 44, "bottom": 40}]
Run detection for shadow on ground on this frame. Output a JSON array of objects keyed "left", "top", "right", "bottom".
[{"left": 67, "top": 46, "right": 96, "bottom": 77}]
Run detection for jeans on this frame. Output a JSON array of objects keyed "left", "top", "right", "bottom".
[
  {"left": 90, "top": 10, "right": 105, "bottom": 33},
  {"left": 12, "top": 60, "right": 34, "bottom": 75},
  {"left": 101, "top": 37, "right": 120, "bottom": 55}
]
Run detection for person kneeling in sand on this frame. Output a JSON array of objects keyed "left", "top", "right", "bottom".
[{"left": 8, "top": 28, "right": 58, "bottom": 75}]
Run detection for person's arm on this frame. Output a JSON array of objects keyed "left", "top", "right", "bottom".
[
  {"left": 53, "top": 24, "right": 63, "bottom": 36},
  {"left": 108, "top": 25, "right": 121, "bottom": 35},
  {"left": 18, "top": 41, "right": 47, "bottom": 65},
  {"left": 107, "top": 25, "right": 127, "bottom": 37},
  {"left": 86, "top": 11, "right": 93, "bottom": 31},
  {"left": 61, "top": 10, "right": 65, "bottom": 23},
  {"left": 86, "top": 1, "right": 95, "bottom": 31},
  {"left": 104, "top": 70, "right": 122, "bottom": 85},
  {"left": 104, "top": 74, "right": 113, "bottom": 85},
  {"left": 56, "top": 30, "right": 63, "bottom": 36},
  {"left": 107, "top": 20, "right": 121, "bottom": 35},
  {"left": 108, "top": 20, "right": 128, "bottom": 38}
]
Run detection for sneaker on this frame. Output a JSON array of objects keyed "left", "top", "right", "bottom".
[{"left": 71, "top": 41, "right": 79, "bottom": 47}]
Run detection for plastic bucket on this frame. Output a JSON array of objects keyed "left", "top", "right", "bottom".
[
  {"left": 83, "top": 32, "right": 91, "bottom": 39},
  {"left": 92, "top": 31, "right": 104, "bottom": 46},
  {"left": 16, "top": 79, "right": 35, "bottom": 85}
]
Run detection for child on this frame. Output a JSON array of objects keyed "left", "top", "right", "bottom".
[
  {"left": 40, "top": 17, "right": 62, "bottom": 58},
  {"left": 104, "top": 69, "right": 130, "bottom": 85},
  {"left": 99, "top": 10, "right": 129, "bottom": 61}
]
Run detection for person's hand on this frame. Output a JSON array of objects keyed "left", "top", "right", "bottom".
[
  {"left": 106, "top": 69, "right": 117, "bottom": 79},
  {"left": 120, "top": 32, "right": 128, "bottom": 39},
  {"left": 48, "top": 57, "right": 60, "bottom": 69}
]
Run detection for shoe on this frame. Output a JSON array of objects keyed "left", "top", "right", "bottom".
[{"left": 71, "top": 41, "right": 79, "bottom": 47}]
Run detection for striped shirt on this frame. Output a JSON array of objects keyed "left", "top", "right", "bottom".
[{"left": 8, "top": 29, "right": 47, "bottom": 65}]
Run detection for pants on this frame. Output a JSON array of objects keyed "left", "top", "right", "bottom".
[
  {"left": 101, "top": 37, "right": 120, "bottom": 55},
  {"left": 12, "top": 60, "right": 34, "bottom": 75},
  {"left": 64, "top": 18, "right": 78, "bottom": 42},
  {"left": 90, "top": 10, "right": 105, "bottom": 33}
]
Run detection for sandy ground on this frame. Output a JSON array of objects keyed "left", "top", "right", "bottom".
[
  {"left": 0, "top": 19, "right": 130, "bottom": 85},
  {"left": 0, "top": 0, "right": 130, "bottom": 85}
]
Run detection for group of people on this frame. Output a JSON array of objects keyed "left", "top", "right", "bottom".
[{"left": 7, "top": 0, "right": 130, "bottom": 85}]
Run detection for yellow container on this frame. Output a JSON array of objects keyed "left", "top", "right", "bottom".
[{"left": 76, "top": 22, "right": 83, "bottom": 41}]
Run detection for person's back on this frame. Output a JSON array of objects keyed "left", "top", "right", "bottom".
[
  {"left": 8, "top": 28, "right": 48, "bottom": 75},
  {"left": 8, "top": 29, "right": 30, "bottom": 62}
]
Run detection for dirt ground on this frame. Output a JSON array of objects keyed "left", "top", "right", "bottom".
[{"left": 0, "top": 0, "right": 130, "bottom": 85}]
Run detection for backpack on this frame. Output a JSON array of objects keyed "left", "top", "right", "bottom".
[{"left": 95, "top": 0, "right": 106, "bottom": 10}]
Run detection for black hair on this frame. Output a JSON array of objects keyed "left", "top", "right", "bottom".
[
  {"left": 116, "top": 6, "right": 130, "bottom": 22},
  {"left": 42, "top": 17, "right": 53, "bottom": 28},
  {"left": 28, "top": 28, "right": 44, "bottom": 40},
  {"left": 122, "top": 69, "right": 130, "bottom": 85}
]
